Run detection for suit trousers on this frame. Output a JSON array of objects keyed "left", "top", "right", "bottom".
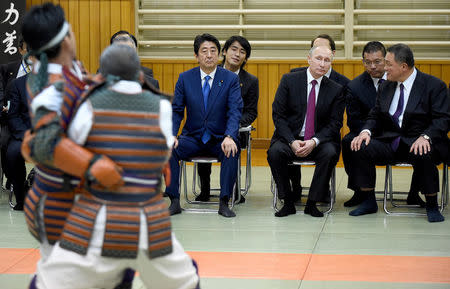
[
  {"left": 350, "top": 139, "right": 441, "bottom": 194},
  {"left": 267, "top": 140, "right": 339, "bottom": 203},
  {"left": 341, "top": 132, "right": 358, "bottom": 191},
  {"left": 6, "top": 138, "right": 26, "bottom": 205},
  {"left": 165, "top": 135, "right": 240, "bottom": 199}
]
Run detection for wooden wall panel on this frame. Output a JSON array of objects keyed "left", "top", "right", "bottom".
[{"left": 26, "top": 0, "right": 135, "bottom": 73}]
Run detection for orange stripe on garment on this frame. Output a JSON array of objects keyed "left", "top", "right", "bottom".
[{"left": 1, "top": 249, "right": 450, "bottom": 284}]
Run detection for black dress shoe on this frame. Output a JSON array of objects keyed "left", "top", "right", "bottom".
[
  {"left": 275, "top": 204, "right": 296, "bottom": 217},
  {"left": 304, "top": 200, "right": 323, "bottom": 217},
  {"left": 344, "top": 190, "right": 366, "bottom": 207},
  {"left": 195, "top": 193, "right": 210, "bottom": 202},
  {"left": 169, "top": 198, "right": 181, "bottom": 215},
  {"left": 218, "top": 198, "right": 236, "bottom": 218},
  {"left": 13, "top": 203, "right": 24, "bottom": 211},
  {"left": 406, "top": 191, "right": 426, "bottom": 208},
  {"left": 426, "top": 206, "right": 445, "bottom": 223}
]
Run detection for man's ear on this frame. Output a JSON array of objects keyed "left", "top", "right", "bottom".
[{"left": 138, "top": 70, "right": 145, "bottom": 84}]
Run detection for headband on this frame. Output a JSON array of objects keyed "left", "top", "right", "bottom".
[{"left": 37, "top": 21, "right": 70, "bottom": 53}]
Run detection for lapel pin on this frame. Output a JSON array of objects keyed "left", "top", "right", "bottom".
[{"left": 218, "top": 80, "right": 223, "bottom": 87}]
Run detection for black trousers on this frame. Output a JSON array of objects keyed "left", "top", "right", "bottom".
[
  {"left": 343, "top": 133, "right": 424, "bottom": 193},
  {"left": 267, "top": 140, "right": 340, "bottom": 203},
  {"left": 6, "top": 138, "right": 26, "bottom": 205},
  {"left": 349, "top": 138, "right": 442, "bottom": 194}
]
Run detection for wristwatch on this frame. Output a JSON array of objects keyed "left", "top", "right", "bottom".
[
  {"left": 225, "top": 135, "right": 233, "bottom": 139},
  {"left": 421, "top": 134, "right": 431, "bottom": 143}
]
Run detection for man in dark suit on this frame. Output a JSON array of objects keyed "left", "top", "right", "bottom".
[
  {"left": 196, "top": 35, "right": 258, "bottom": 203},
  {"left": 0, "top": 37, "right": 30, "bottom": 190},
  {"left": 343, "top": 41, "right": 424, "bottom": 208},
  {"left": 350, "top": 44, "right": 449, "bottom": 222},
  {"left": 343, "top": 41, "right": 387, "bottom": 207},
  {"left": 5, "top": 74, "right": 31, "bottom": 210},
  {"left": 289, "top": 34, "right": 350, "bottom": 199},
  {"left": 110, "top": 30, "right": 159, "bottom": 89},
  {"left": 164, "top": 33, "right": 243, "bottom": 217},
  {"left": 267, "top": 45, "right": 345, "bottom": 218}
]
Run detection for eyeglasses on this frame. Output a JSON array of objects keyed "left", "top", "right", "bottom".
[{"left": 363, "top": 59, "right": 384, "bottom": 66}]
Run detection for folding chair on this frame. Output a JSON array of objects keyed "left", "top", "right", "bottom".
[
  {"left": 383, "top": 162, "right": 448, "bottom": 215},
  {"left": 271, "top": 160, "right": 336, "bottom": 214},
  {"left": 191, "top": 126, "right": 254, "bottom": 199},
  {"left": 180, "top": 156, "right": 240, "bottom": 212}
]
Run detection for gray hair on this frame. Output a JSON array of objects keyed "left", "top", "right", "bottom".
[
  {"left": 308, "top": 45, "right": 333, "bottom": 59},
  {"left": 99, "top": 44, "right": 140, "bottom": 81}
]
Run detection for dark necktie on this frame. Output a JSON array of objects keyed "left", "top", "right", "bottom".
[
  {"left": 377, "top": 78, "right": 385, "bottom": 91},
  {"left": 391, "top": 83, "right": 404, "bottom": 151},
  {"left": 304, "top": 79, "right": 317, "bottom": 140},
  {"left": 201, "top": 75, "right": 211, "bottom": 144}
]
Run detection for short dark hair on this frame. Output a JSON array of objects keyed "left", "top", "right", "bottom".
[
  {"left": 18, "top": 35, "right": 25, "bottom": 50},
  {"left": 311, "top": 34, "right": 336, "bottom": 51},
  {"left": 362, "top": 41, "right": 386, "bottom": 58},
  {"left": 21, "top": 3, "right": 66, "bottom": 59},
  {"left": 193, "top": 33, "right": 220, "bottom": 55},
  {"left": 387, "top": 43, "right": 415, "bottom": 68},
  {"left": 222, "top": 35, "right": 252, "bottom": 69},
  {"left": 100, "top": 44, "right": 140, "bottom": 81},
  {"left": 110, "top": 30, "right": 138, "bottom": 47}
]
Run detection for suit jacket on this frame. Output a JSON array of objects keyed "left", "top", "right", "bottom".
[
  {"left": 172, "top": 66, "right": 243, "bottom": 141},
  {"left": 364, "top": 69, "right": 449, "bottom": 148},
  {"left": 271, "top": 69, "right": 345, "bottom": 145},
  {"left": 141, "top": 66, "right": 159, "bottom": 89},
  {"left": 238, "top": 68, "right": 258, "bottom": 127},
  {"left": 0, "top": 60, "right": 21, "bottom": 120},
  {"left": 7, "top": 74, "right": 31, "bottom": 140},
  {"left": 346, "top": 71, "right": 378, "bottom": 134},
  {"left": 290, "top": 66, "right": 350, "bottom": 87}
]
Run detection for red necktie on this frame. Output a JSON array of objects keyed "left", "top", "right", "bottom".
[{"left": 304, "top": 79, "right": 317, "bottom": 140}]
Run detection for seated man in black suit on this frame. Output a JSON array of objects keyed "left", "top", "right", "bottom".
[
  {"left": 5, "top": 74, "right": 31, "bottom": 210},
  {"left": 110, "top": 30, "right": 159, "bottom": 89},
  {"left": 0, "top": 36, "right": 31, "bottom": 190},
  {"left": 343, "top": 41, "right": 423, "bottom": 208},
  {"left": 196, "top": 35, "right": 259, "bottom": 203},
  {"left": 350, "top": 44, "right": 449, "bottom": 222},
  {"left": 267, "top": 46, "right": 345, "bottom": 218},
  {"left": 289, "top": 34, "right": 350, "bottom": 200}
]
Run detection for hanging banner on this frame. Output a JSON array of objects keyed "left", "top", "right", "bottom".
[{"left": 0, "top": 0, "right": 26, "bottom": 64}]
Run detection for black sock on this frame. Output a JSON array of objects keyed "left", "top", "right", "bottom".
[
  {"left": 425, "top": 194, "right": 438, "bottom": 208},
  {"left": 306, "top": 199, "right": 316, "bottom": 207}
]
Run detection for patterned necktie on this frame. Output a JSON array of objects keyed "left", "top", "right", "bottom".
[
  {"left": 391, "top": 83, "right": 404, "bottom": 151},
  {"left": 304, "top": 79, "right": 317, "bottom": 140},
  {"left": 201, "top": 75, "right": 211, "bottom": 144},
  {"left": 202, "top": 75, "right": 211, "bottom": 110}
]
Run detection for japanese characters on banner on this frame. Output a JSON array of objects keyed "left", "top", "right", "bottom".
[{"left": 0, "top": 1, "right": 26, "bottom": 65}]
